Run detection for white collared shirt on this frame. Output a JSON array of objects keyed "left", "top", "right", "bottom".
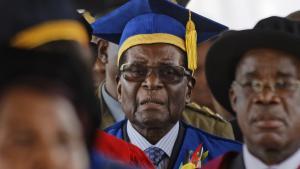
[
  {"left": 243, "top": 145, "right": 300, "bottom": 169},
  {"left": 127, "top": 120, "right": 179, "bottom": 169}
]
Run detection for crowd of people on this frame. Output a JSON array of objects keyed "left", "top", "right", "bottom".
[{"left": 0, "top": 0, "right": 300, "bottom": 169}]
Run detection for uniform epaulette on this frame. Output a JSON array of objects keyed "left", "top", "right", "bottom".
[{"left": 186, "top": 102, "right": 226, "bottom": 122}]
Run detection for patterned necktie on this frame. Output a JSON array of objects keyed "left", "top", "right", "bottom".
[{"left": 144, "top": 146, "right": 167, "bottom": 166}]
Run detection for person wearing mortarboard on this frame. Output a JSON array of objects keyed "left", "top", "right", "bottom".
[
  {"left": 92, "top": 0, "right": 235, "bottom": 141},
  {"left": 92, "top": 0, "right": 242, "bottom": 168},
  {"left": 78, "top": 11, "right": 155, "bottom": 169}
]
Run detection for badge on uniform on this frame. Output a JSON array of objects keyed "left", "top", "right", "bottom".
[{"left": 180, "top": 144, "right": 209, "bottom": 169}]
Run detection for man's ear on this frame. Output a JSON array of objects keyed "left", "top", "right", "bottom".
[
  {"left": 229, "top": 86, "right": 238, "bottom": 112},
  {"left": 97, "top": 39, "right": 109, "bottom": 64},
  {"left": 185, "top": 77, "right": 195, "bottom": 104},
  {"left": 115, "top": 74, "right": 120, "bottom": 84}
]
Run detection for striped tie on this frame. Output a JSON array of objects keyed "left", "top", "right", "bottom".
[{"left": 144, "top": 146, "right": 166, "bottom": 166}]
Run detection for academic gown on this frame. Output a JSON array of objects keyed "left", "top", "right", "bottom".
[{"left": 105, "top": 120, "right": 242, "bottom": 169}]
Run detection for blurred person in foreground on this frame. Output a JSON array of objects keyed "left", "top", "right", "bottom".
[
  {"left": 203, "top": 16, "right": 300, "bottom": 169},
  {"left": 1, "top": 0, "right": 150, "bottom": 168},
  {"left": 0, "top": 46, "right": 131, "bottom": 169}
]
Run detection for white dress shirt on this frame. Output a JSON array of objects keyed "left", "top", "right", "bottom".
[
  {"left": 243, "top": 145, "right": 300, "bottom": 169},
  {"left": 127, "top": 120, "right": 179, "bottom": 169}
]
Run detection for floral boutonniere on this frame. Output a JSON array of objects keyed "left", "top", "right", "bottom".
[{"left": 179, "top": 144, "right": 208, "bottom": 169}]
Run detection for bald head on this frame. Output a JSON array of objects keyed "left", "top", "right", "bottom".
[{"left": 286, "top": 10, "right": 300, "bottom": 21}]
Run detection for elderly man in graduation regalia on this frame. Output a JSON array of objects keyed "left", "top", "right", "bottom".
[{"left": 92, "top": 0, "right": 242, "bottom": 168}]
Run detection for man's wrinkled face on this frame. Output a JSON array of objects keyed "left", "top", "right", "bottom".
[
  {"left": 0, "top": 87, "right": 89, "bottom": 169},
  {"left": 117, "top": 44, "right": 193, "bottom": 129},
  {"left": 230, "top": 48, "right": 300, "bottom": 156}
]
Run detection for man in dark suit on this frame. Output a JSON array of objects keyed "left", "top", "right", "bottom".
[{"left": 203, "top": 16, "right": 300, "bottom": 169}]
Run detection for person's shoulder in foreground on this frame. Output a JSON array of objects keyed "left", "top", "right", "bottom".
[
  {"left": 89, "top": 150, "right": 138, "bottom": 169},
  {"left": 94, "top": 130, "right": 155, "bottom": 169}
]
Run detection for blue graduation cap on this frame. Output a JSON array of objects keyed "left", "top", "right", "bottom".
[
  {"left": 92, "top": 0, "right": 228, "bottom": 71},
  {"left": 1, "top": 0, "right": 89, "bottom": 49}
]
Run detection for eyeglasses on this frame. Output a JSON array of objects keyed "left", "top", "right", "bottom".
[
  {"left": 119, "top": 63, "right": 192, "bottom": 84},
  {"left": 233, "top": 79, "right": 300, "bottom": 94}
]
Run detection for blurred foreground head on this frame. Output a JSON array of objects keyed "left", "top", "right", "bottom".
[{"left": 0, "top": 47, "right": 99, "bottom": 169}]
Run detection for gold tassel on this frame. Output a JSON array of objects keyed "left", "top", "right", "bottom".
[{"left": 185, "top": 11, "right": 197, "bottom": 73}]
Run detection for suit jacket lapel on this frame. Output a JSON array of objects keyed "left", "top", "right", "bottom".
[
  {"left": 122, "top": 120, "right": 130, "bottom": 142},
  {"left": 229, "top": 152, "right": 245, "bottom": 169},
  {"left": 167, "top": 122, "right": 186, "bottom": 169}
]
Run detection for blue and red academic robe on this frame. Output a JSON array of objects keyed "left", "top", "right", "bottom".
[
  {"left": 94, "top": 130, "right": 155, "bottom": 169},
  {"left": 105, "top": 120, "right": 242, "bottom": 169}
]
